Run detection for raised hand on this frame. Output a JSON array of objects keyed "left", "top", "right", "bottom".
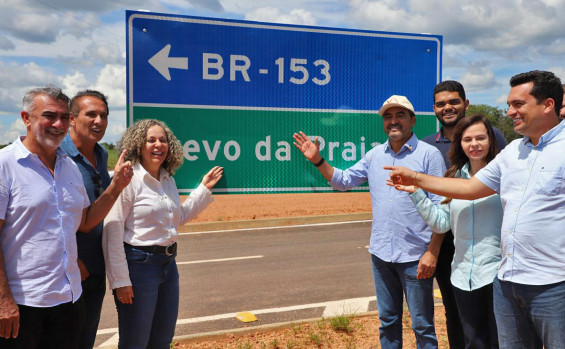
[
  {"left": 202, "top": 166, "right": 224, "bottom": 189},
  {"left": 112, "top": 149, "right": 133, "bottom": 191},
  {"left": 293, "top": 131, "right": 321, "bottom": 163}
]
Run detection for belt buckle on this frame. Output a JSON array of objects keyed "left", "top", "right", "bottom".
[{"left": 165, "top": 243, "right": 176, "bottom": 256}]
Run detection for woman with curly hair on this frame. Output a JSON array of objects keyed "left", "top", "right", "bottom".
[{"left": 102, "top": 119, "right": 223, "bottom": 348}]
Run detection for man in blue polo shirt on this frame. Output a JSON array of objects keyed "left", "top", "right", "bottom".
[
  {"left": 294, "top": 95, "right": 445, "bottom": 348},
  {"left": 388, "top": 70, "right": 565, "bottom": 349},
  {"left": 420, "top": 80, "right": 508, "bottom": 349},
  {"left": 60, "top": 90, "right": 112, "bottom": 349}
]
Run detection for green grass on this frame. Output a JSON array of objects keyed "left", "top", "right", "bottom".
[
  {"left": 330, "top": 314, "right": 354, "bottom": 334},
  {"left": 106, "top": 148, "right": 118, "bottom": 170}
]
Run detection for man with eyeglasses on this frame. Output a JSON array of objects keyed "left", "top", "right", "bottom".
[
  {"left": 418, "top": 80, "right": 507, "bottom": 349},
  {"left": 60, "top": 90, "right": 113, "bottom": 349}
]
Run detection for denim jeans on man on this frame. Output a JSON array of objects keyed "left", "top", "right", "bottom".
[
  {"left": 115, "top": 244, "right": 179, "bottom": 349},
  {"left": 372, "top": 254, "right": 437, "bottom": 349},
  {"left": 493, "top": 278, "right": 565, "bottom": 349}
]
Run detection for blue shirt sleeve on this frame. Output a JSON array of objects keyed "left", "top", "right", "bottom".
[{"left": 330, "top": 154, "right": 370, "bottom": 191}]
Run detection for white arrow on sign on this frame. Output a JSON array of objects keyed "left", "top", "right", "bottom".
[{"left": 148, "top": 44, "right": 188, "bottom": 81}]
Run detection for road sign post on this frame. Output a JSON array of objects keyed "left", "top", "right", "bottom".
[{"left": 126, "top": 11, "right": 442, "bottom": 193}]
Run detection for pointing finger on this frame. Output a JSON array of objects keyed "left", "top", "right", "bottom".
[{"left": 117, "top": 149, "right": 128, "bottom": 167}]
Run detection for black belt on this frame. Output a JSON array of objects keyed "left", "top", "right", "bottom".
[{"left": 124, "top": 242, "right": 177, "bottom": 256}]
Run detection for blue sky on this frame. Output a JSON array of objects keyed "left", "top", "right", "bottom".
[{"left": 1, "top": 0, "right": 564, "bottom": 143}]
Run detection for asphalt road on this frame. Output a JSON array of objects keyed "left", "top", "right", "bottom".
[{"left": 94, "top": 220, "right": 377, "bottom": 347}]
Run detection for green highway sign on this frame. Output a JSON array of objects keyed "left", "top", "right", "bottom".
[{"left": 126, "top": 11, "right": 442, "bottom": 193}]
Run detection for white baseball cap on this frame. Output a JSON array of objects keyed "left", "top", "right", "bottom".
[{"left": 378, "top": 95, "right": 415, "bottom": 116}]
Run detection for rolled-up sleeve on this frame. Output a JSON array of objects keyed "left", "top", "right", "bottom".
[{"left": 330, "top": 156, "right": 369, "bottom": 191}]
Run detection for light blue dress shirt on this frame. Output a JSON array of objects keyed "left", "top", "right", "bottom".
[
  {"left": 0, "top": 137, "right": 90, "bottom": 307},
  {"left": 475, "top": 120, "right": 565, "bottom": 285},
  {"left": 410, "top": 163, "right": 502, "bottom": 291},
  {"left": 330, "top": 133, "right": 445, "bottom": 263}
]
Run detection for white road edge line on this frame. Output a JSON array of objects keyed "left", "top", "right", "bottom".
[
  {"left": 179, "top": 219, "right": 372, "bottom": 235},
  {"left": 96, "top": 296, "right": 376, "bottom": 336},
  {"left": 177, "top": 255, "right": 264, "bottom": 265}
]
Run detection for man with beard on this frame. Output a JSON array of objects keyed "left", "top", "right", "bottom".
[
  {"left": 0, "top": 86, "right": 132, "bottom": 348},
  {"left": 294, "top": 95, "right": 445, "bottom": 348},
  {"left": 419, "top": 80, "right": 507, "bottom": 349},
  {"left": 60, "top": 90, "right": 112, "bottom": 349}
]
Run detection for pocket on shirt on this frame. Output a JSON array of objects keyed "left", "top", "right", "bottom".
[{"left": 534, "top": 166, "right": 563, "bottom": 196}]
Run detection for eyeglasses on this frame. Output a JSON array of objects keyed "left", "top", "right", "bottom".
[
  {"left": 92, "top": 172, "right": 104, "bottom": 198},
  {"left": 434, "top": 99, "right": 463, "bottom": 108}
]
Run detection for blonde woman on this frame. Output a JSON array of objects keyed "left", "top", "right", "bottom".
[{"left": 103, "top": 119, "right": 223, "bottom": 349}]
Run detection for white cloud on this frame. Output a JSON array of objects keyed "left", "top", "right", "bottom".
[
  {"left": 83, "top": 41, "right": 124, "bottom": 65},
  {"left": 0, "top": 37, "right": 15, "bottom": 50},
  {"left": 460, "top": 67, "right": 496, "bottom": 92},
  {"left": 245, "top": 7, "right": 317, "bottom": 25},
  {"left": 548, "top": 67, "right": 565, "bottom": 82},
  {"left": 0, "top": 118, "right": 26, "bottom": 143},
  {"left": 496, "top": 94, "right": 508, "bottom": 105},
  {"left": 93, "top": 64, "right": 127, "bottom": 109},
  {"left": 61, "top": 72, "right": 90, "bottom": 97}
]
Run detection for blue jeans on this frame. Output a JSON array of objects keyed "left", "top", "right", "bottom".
[
  {"left": 78, "top": 274, "right": 106, "bottom": 349},
  {"left": 371, "top": 254, "right": 437, "bottom": 349},
  {"left": 493, "top": 277, "right": 565, "bottom": 349},
  {"left": 116, "top": 245, "right": 180, "bottom": 349},
  {"left": 453, "top": 283, "right": 498, "bottom": 349}
]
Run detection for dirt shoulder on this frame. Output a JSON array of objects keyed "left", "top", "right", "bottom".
[{"left": 187, "top": 192, "right": 372, "bottom": 223}]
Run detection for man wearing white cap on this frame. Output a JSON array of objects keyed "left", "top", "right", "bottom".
[{"left": 293, "top": 95, "right": 445, "bottom": 348}]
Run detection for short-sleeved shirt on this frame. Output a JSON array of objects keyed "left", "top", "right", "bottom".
[
  {"left": 475, "top": 121, "right": 565, "bottom": 285},
  {"left": 60, "top": 134, "right": 111, "bottom": 276},
  {"left": 330, "top": 133, "right": 446, "bottom": 263},
  {"left": 0, "top": 137, "right": 90, "bottom": 307}
]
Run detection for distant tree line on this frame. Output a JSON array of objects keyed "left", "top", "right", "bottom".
[{"left": 468, "top": 104, "right": 521, "bottom": 143}]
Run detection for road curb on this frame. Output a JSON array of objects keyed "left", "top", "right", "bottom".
[{"left": 178, "top": 212, "right": 373, "bottom": 233}]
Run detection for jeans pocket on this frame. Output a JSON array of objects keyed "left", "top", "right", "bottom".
[{"left": 125, "top": 248, "right": 149, "bottom": 264}]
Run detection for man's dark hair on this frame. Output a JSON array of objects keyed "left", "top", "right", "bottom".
[
  {"left": 433, "top": 80, "right": 466, "bottom": 102},
  {"left": 70, "top": 90, "right": 109, "bottom": 116},
  {"left": 510, "top": 70, "right": 563, "bottom": 116}
]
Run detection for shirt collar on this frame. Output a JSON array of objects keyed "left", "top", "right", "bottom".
[
  {"left": 60, "top": 133, "right": 105, "bottom": 165},
  {"left": 522, "top": 119, "right": 565, "bottom": 147},
  {"left": 133, "top": 162, "right": 170, "bottom": 182},
  {"left": 434, "top": 128, "right": 451, "bottom": 143},
  {"left": 460, "top": 162, "right": 471, "bottom": 179},
  {"left": 13, "top": 136, "right": 68, "bottom": 162},
  {"left": 60, "top": 133, "right": 81, "bottom": 157},
  {"left": 384, "top": 133, "right": 419, "bottom": 153}
]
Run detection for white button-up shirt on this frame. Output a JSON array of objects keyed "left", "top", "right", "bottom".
[
  {"left": 475, "top": 120, "right": 565, "bottom": 285},
  {"left": 103, "top": 162, "right": 214, "bottom": 289},
  {"left": 0, "top": 137, "right": 89, "bottom": 307}
]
